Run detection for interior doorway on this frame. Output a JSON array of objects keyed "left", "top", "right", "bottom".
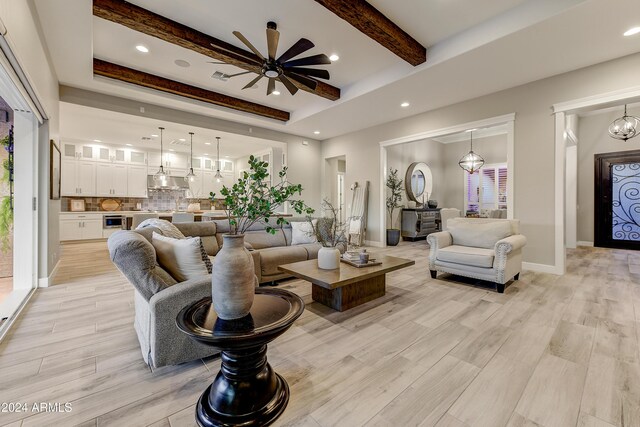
[
  {"left": 594, "top": 150, "right": 640, "bottom": 249},
  {"left": 324, "top": 155, "right": 346, "bottom": 218}
]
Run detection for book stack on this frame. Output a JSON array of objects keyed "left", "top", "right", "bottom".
[{"left": 342, "top": 251, "right": 361, "bottom": 262}]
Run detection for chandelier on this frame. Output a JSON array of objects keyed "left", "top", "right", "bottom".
[
  {"left": 608, "top": 104, "right": 640, "bottom": 141},
  {"left": 458, "top": 130, "right": 484, "bottom": 174}
]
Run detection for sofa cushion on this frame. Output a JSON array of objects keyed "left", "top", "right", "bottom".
[
  {"left": 448, "top": 220, "right": 512, "bottom": 249},
  {"left": 175, "top": 222, "right": 219, "bottom": 256},
  {"left": 259, "top": 246, "right": 308, "bottom": 276},
  {"left": 296, "top": 243, "right": 322, "bottom": 259},
  {"left": 291, "top": 219, "right": 317, "bottom": 245},
  {"left": 243, "top": 229, "right": 287, "bottom": 249},
  {"left": 151, "top": 232, "right": 209, "bottom": 282},
  {"left": 437, "top": 245, "right": 495, "bottom": 268}
]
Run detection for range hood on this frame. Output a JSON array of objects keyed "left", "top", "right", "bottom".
[{"left": 147, "top": 175, "right": 190, "bottom": 190}]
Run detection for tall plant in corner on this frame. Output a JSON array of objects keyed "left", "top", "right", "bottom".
[
  {"left": 385, "top": 167, "right": 403, "bottom": 246},
  {"left": 209, "top": 155, "right": 314, "bottom": 320}
]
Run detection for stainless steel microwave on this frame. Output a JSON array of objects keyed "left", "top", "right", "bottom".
[{"left": 103, "top": 215, "right": 125, "bottom": 229}]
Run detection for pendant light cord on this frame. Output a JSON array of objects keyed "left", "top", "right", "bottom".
[
  {"left": 189, "top": 132, "right": 194, "bottom": 167},
  {"left": 159, "top": 127, "right": 164, "bottom": 164},
  {"left": 216, "top": 137, "right": 221, "bottom": 172}
]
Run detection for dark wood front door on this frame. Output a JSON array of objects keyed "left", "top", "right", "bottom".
[{"left": 595, "top": 150, "right": 640, "bottom": 250}]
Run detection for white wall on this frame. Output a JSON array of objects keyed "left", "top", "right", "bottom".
[
  {"left": 0, "top": 0, "right": 60, "bottom": 280},
  {"left": 322, "top": 52, "right": 640, "bottom": 267},
  {"left": 576, "top": 105, "right": 640, "bottom": 243}
]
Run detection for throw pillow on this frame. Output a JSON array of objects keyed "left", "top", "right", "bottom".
[
  {"left": 199, "top": 239, "right": 213, "bottom": 274},
  {"left": 291, "top": 220, "right": 318, "bottom": 245},
  {"left": 448, "top": 220, "right": 512, "bottom": 249},
  {"left": 137, "top": 218, "right": 185, "bottom": 239},
  {"left": 151, "top": 232, "right": 209, "bottom": 281}
]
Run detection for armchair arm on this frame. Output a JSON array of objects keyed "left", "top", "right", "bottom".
[
  {"left": 427, "top": 231, "right": 453, "bottom": 269},
  {"left": 148, "top": 275, "right": 214, "bottom": 367},
  {"left": 495, "top": 234, "right": 527, "bottom": 256}
]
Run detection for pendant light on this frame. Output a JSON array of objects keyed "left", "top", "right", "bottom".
[
  {"left": 458, "top": 130, "right": 484, "bottom": 174},
  {"left": 185, "top": 131, "right": 197, "bottom": 182},
  {"left": 214, "top": 136, "right": 223, "bottom": 183},
  {"left": 608, "top": 104, "right": 640, "bottom": 141},
  {"left": 153, "top": 127, "right": 167, "bottom": 183}
]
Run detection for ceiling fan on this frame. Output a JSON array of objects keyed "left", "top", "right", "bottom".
[{"left": 209, "top": 22, "right": 331, "bottom": 96}]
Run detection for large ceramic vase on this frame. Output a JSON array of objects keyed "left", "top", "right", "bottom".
[
  {"left": 212, "top": 234, "right": 256, "bottom": 320},
  {"left": 386, "top": 229, "right": 401, "bottom": 246},
  {"left": 318, "top": 246, "right": 340, "bottom": 270}
]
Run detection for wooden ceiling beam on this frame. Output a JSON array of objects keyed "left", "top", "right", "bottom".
[
  {"left": 93, "top": 0, "right": 340, "bottom": 101},
  {"left": 93, "top": 59, "right": 290, "bottom": 122},
  {"left": 314, "top": 0, "right": 426, "bottom": 66}
]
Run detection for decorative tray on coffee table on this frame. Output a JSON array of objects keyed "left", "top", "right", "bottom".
[{"left": 340, "top": 258, "right": 382, "bottom": 268}]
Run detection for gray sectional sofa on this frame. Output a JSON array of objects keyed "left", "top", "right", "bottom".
[{"left": 108, "top": 219, "right": 323, "bottom": 368}]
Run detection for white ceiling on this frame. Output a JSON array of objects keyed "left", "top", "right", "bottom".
[
  {"left": 35, "top": 0, "right": 640, "bottom": 140},
  {"left": 59, "top": 102, "right": 284, "bottom": 159},
  {"left": 432, "top": 124, "right": 509, "bottom": 144}
]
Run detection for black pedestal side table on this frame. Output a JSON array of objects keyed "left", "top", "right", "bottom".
[{"left": 176, "top": 288, "right": 305, "bottom": 427}]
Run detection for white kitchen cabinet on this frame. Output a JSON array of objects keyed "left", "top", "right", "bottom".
[
  {"left": 62, "top": 143, "right": 96, "bottom": 160},
  {"left": 187, "top": 174, "right": 204, "bottom": 198},
  {"left": 96, "top": 164, "right": 127, "bottom": 197},
  {"left": 97, "top": 147, "right": 126, "bottom": 163},
  {"left": 129, "top": 150, "right": 147, "bottom": 164},
  {"left": 60, "top": 216, "right": 103, "bottom": 241},
  {"left": 61, "top": 160, "right": 96, "bottom": 196},
  {"left": 127, "top": 165, "right": 148, "bottom": 198}
]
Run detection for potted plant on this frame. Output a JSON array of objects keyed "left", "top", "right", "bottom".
[
  {"left": 308, "top": 199, "right": 347, "bottom": 269},
  {"left": 385, "top": 168, "right": 403, "bottom": 246},
  {"left": 211, "top": 155, "right": 313, "bottom": 319}
]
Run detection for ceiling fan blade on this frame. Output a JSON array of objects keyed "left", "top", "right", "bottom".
[
  {"left": 243, "top": 74, "right": 263, "bottom": 90},
  {"left": 278, "top": 75, "right": 299, "bottom": 95},
  {"left": 283, "top": 54, "right": 331, "bottom": 68},
  {"left": 287, "top": 67, "right": 330, "bottom": 80},
  {"left": 233, "top": 31, "right": 265, "bottom": 61},
  {"left": 266, "top": 28, "right": 280, "bottom": 61},
  {"left": 277, "top": 38, "right": 314, "bottom": 64},
  {"left": 283, "top": 70, "right": 318, "bottom": 91},
  {"left": 267, "top": 78, "right": 276, "bottom": 96},
  {"left": 227, "top": 71, "right": 252, "bottom": 78}
]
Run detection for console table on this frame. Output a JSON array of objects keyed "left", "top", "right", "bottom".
[
  {"left": 401, "top": 207, "right": 441, "bottom": 241},
  {"left": 176, "top": 288, "right": 304, "bottom": 427}
]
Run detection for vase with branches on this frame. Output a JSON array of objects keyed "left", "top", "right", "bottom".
[
  {"left": 307, "top": 199, "right": 347, "bottom": 269},
  {"left": 209, "top": 155, "right": 314, "bottom": 319},
  {"left": 385, "top": 168, "right": 403, "bottom": 246}
]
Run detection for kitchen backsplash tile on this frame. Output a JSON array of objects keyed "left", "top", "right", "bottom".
[{"left": 61, "top": 190, "right": 225, "bottom": 212}]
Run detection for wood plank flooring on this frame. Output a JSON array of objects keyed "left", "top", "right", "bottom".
[{"left": 0, "top": 242, "right": 638, "bottom": 427}]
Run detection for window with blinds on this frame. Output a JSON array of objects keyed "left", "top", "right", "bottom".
[{"left": 464, "top": 164, "right": 507, "bottom": 214}]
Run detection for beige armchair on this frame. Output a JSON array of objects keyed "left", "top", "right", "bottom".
[{"left": 427, "top": 218, "right": 526, "bottom": 293}]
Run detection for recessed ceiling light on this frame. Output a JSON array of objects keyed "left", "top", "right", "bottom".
[
  {"left": 465, "top": 128, "right": 478, "bottom": 132},
  {"left": 174, "top": 59, "right": 190, "bottom": 67},
  {"left": 205, "top": 142, "right": 211, "bottom": 145},
  {"left": 169, "top": 149, "right": 175, "bottom": 152},
  {"left": 93, "top": 139, "right": 102, "bottom": 143},
  {"left": 624, "top": 27, "right": 640, "bottom": 36},
  {"left": 329, "top": 54, "right": 340, "bottom": 61},
  {"left": 314, "top": 131, "right": 320, "bottom": 135},
  {"left": 179, "top": 138, "right": 186, "bottom": 142},
  {"left": 204, "top": 153, "right": 209, "bottom": 156},
  {"left": 151, "top": 134, "right": 158, "bottom": 137},
  {"left": 135, "top": 45, "right": 149, "bottom": 53},
  {"left": 272, "top": 90, "right": 281, "bottom": 96},
  {"left": 400, "top": 102, "right": 410, "bottom": 108},
  {"left": 126, "top": 144, "right": 132, "bottom": 146}
]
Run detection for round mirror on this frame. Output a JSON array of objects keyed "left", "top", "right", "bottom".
[{"left": 404, "top": 162, "right": 433, "bottom": 203}]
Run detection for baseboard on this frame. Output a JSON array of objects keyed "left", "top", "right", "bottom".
[
  {"left": 364, "top": 240, "right": 385, "bottom": 248},
  {"left": 522, "top": 262, "right": 562, "bottom": 275},
  {"left": 38, "top": 259, "right": 60, "bottom": 288},
  {"left": 576, "top": 241, "right": 594, "bottom": 247}
]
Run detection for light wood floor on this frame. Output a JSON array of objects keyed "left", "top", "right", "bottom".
[{"left": 0, "top": 241, "right": 638, "bottom": 427}]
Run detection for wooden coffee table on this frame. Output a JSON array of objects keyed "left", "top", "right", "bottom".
[{"left": 278, "top": 255, "right": 414, "bottom": 311}]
